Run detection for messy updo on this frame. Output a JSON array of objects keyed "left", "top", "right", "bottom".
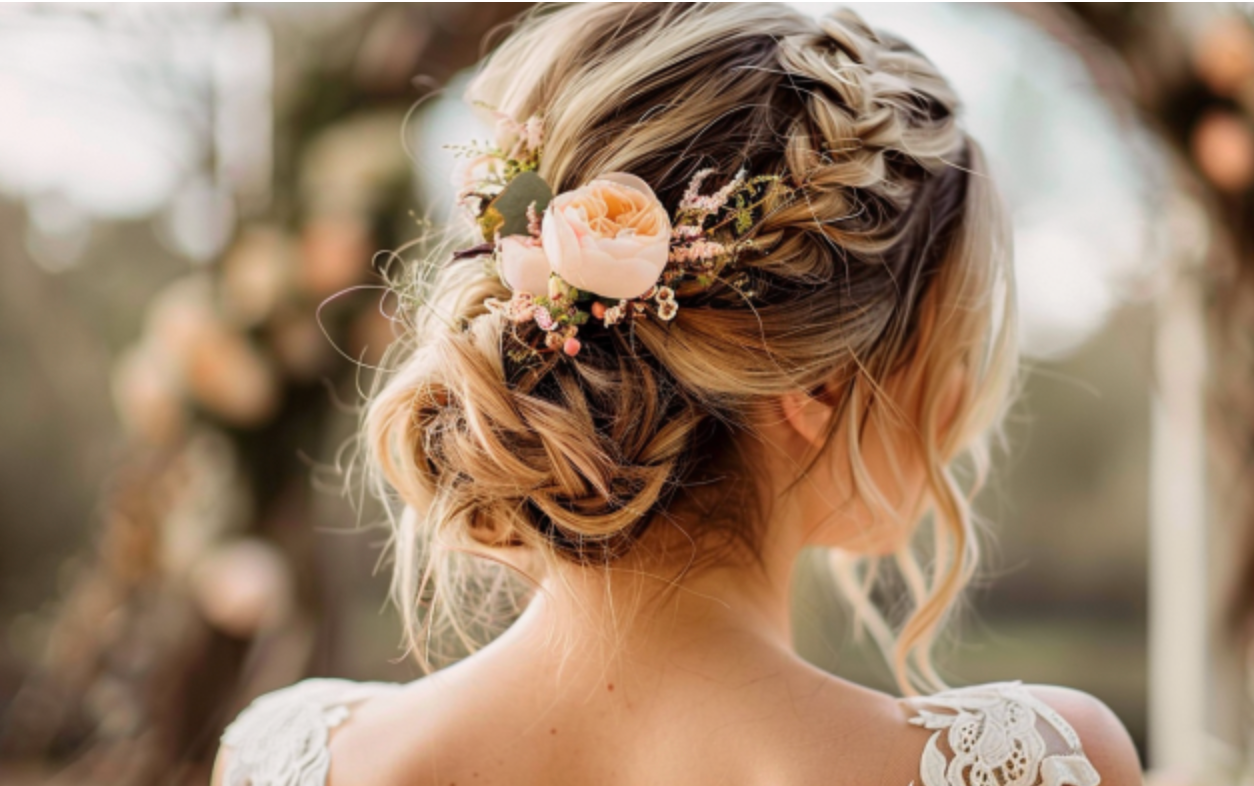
[{"left": 366, "top": 3, "right": 1017, "bottom": 694}]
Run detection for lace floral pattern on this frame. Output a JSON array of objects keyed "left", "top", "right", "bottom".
[
  {"left": 221, "top": 678, "right": 400, "bottom": 786},
  {"left": 901, "top": 681, "right": 1101, "bottom": 786}
]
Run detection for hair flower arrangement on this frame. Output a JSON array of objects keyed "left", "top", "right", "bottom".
[{"left": 449, "top": 111, "right": 793, "bottom": 359}]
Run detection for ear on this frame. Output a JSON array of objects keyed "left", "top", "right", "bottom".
[{"left": 778, "top": 388, "right": 836, "bottom": 448}]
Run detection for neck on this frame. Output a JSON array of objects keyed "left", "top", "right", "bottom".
[{"left": 496, "top": 506, "right": 807, "bottom": 688}]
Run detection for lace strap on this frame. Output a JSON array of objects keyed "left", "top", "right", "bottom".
[
  {"left": 221, "top": 678, "right": 401, "bottom": 786},
  {"left": 901, "top": 681, "right": 1101, "bottom": 786}
]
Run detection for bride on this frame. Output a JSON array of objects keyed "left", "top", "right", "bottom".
[{"left": 212, "top": 4, "right": 1141, "bottom": 785}]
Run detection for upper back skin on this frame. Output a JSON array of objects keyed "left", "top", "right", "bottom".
[
  {"left": 291, "top": 639, "right": 1140, "bottom": 786},
  {"left": 323, "top": 640, "right": 930, "bottom": 786}
]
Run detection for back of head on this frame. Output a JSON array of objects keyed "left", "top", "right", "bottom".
[{"left": 366, "top": 3, "right": 1017, "bottom": 694}]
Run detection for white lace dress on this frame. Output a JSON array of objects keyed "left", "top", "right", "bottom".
[{"left": 219, "top": 678, "right": 1102, "bottom": 786}]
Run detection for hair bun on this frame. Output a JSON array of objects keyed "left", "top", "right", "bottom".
[{"left": 371, "top": 309, "right": 701, "bottom": 561}]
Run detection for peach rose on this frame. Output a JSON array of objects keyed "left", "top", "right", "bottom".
[
  {"left": 540, "top": 172, "right": 671, "bottom": 299},
  {"left": 498, "top": 235, "right": 550, "bottom": 296}
]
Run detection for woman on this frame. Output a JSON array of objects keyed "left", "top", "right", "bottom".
[{"left": 212, "top": 4, "right": 1142, "bottom": 785}]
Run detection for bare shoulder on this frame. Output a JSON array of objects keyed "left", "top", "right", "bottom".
[
  {"left": 209, "top": 746, "right": 232, "bottom": 786},
  {"left": 899, "top": 681, "right": 1143, "bottom": 786},
  {"left": 209, "top": 677, "right": 409, "bottom": 786},
  {"left": 1026, "top": 684, "right": 1144, "bottom": 785}
]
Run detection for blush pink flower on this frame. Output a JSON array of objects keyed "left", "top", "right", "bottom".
[
  {"left": 498, "top": 236, "right": 550, "bottom": 296},
  {"left": 540, "top": 172, "right": 671, "bottom": 300},
  {"left": 490, "top": 112, "right": 543, "bottom": 161}
]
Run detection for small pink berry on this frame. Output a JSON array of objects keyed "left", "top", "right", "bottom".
[
  {"left": 591, "top": 302, "right": 606, "bottom": 320},
  {"left": 563, "top": 337, "right": 581, "bottom": 356}
]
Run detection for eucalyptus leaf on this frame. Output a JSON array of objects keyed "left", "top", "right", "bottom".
[{"left": 483, "top": 170, "right": 554, "bottom": 241}]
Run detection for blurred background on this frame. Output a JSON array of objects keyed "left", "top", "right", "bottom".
[{"left": 0, "top": 3, "right": 1249, "bottom": 784}]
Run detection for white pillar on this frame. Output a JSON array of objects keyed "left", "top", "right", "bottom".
[{"left": 1148, "top": 256, "right": 1210, "bottom": 773}]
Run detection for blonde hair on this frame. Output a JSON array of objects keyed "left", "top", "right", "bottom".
[{"left": 365, "top": 3, "right": 1017, "bottom": 695}]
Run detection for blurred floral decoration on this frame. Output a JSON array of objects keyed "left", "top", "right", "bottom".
[
  {"left": 0, "top": 5, "right": 524, "bottom": 785},
  {"left": 1030, "top": 3, "right": 1254, "bottom": 782}
]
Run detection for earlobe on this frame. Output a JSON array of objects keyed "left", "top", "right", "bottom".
[{"left": 778, "top": 389, "right": 836, "bottom": 448}]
